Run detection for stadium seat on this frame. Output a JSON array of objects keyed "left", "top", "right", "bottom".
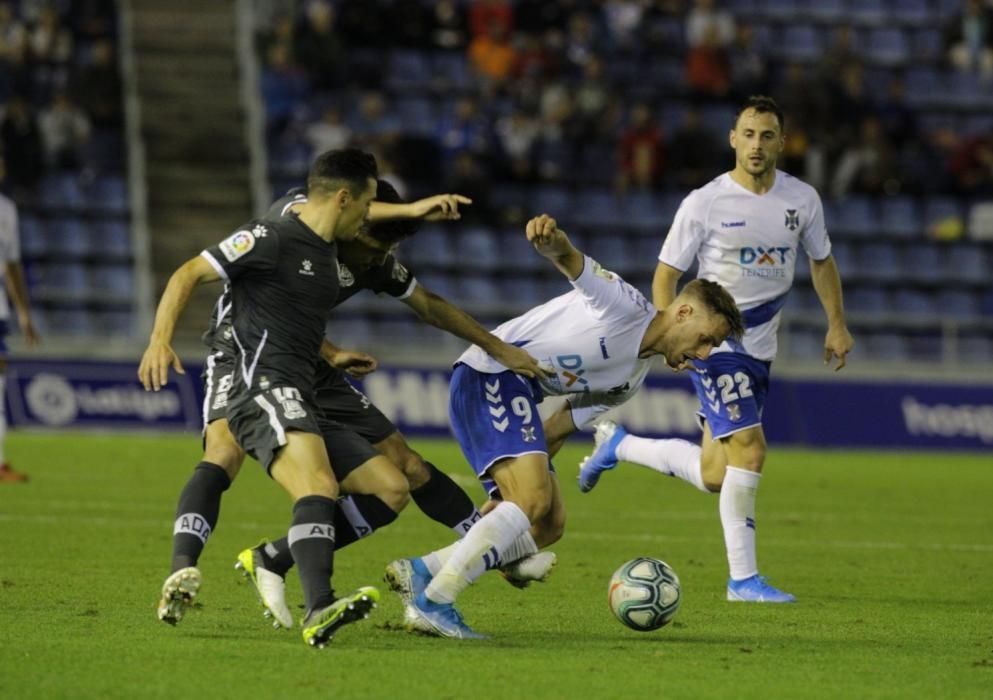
[
  {"left": 457, "top": 228, "right": 502, "bottom": 271},
  {"left": 700, "top": 105, "right": 737, "bottom": 136},
  {"left": 778, "top": 25, "right": 823, "bottom": 63},
  {"left": 46, "top": 308, "right": 94, "bottom": 335},
  {"left": 626, "top": 192, "right": 669, "bottom": 232},
  {"left": 92, "top": 309, "right": 133, "bottom": 336},
  {"left": 413, "top": 271, "right": 459, "bottom": 300},
  {"left": 905, "top": 332, "right": 944, "bottom": 361},
  {"left": 760, "top": 0, "right": 797, "bottom": 22},
  {"left": 89, "top": 176, "right": 129, "bottom": 215},
  {"left": 91, "top": 264, "right": 135, "bottom": 297},
  {"left": 458, "top": 276, "right": 501, "bottom": 304},
  {"left": 40, "top": 262, "right": 89, "bottom": 296},
  {"left": 911, "top": 28, "right": 944, "bottom": 62},
  {"left": 19, "top": 215, "right": 49, "bottom": 258},
  {"left": 902, "top": 68, "right": 941, "bottom": 108},
  {"left": 893, "top": 288, "right": 937, "bottom": 315},
  {"left": 863, "top": 332, "right": 910, "bottom": 361},
  {"left": 787, "top": 284, "right": 819, "bottom": 311},
  {"left": 394, "top": 97, "right": 437, "bottom": 136},
  {"left": 962, "top": 114, "right": 993, "bottom": 137},
  {"left": 862, "top": 28, "right": 910, "bottom": 67},
  {"left": 903, "top": 244, "right": 945, "bottom": 283},
  {"left": 833, "top": 196, "right": 879, "bottom": 238},
  {"left": 859, "top": 242, "right": 902, "bottom": 282},
  {"left": 879, "top": 196, "right": 921, "bottom": 238},
  {"left": 328, "top": 317, "right": 373, "bottom": 346},
  {"left": 893, "top": 0, "right": 935, "bottom": 26},
  {"left": 850, "top": 0, "right": 886, "bottom": 25},
  {"left": 923, "top": 197, "right": 963, "bottom": 231},
  {"left": 847, "top": 287, "right": 889, "bottom": 313},
  {"left": 432, "top": 52, "right": 471, "bottom": 92},
  {"left": 46, "top": 218, "right": 93, "bottom": 257},
  {"left": 268, "top": 139, "right": 311, "bottom": 177},
  {"left": 499, "top": 275, "right": 548, "bottom": 308},
  {"left": 529, "top": 185, "right": 574, "bottom": 220},
  {"left": 387, "top": 50, "right": 433, "bottom": 92},
  {"left": 587, "top": 236, "right": 637, "bottom": 276},
  {"left": 783, "top": 329, "right": 824, "bottom": 360},
  {"left": 500, "top": 229, "right": 547, "bottom": 271},
  {"left": 959, "top": 335, "right": 993, "bottom": 364},
  {"left": 575, "top": 143, "right": 617, "bottom": 187},
  {"left": 404, "top": 225, "right": 455, "bottom": 267},
  {"left": 936, "top": 289, "right": 981, "bottom": 319},
  {"left": 793, "top": 253, "right": 812, "bottom": 281},
  {"left": 944, "top": 245, "right": 986, "bottom": 284},
  {"left": 576, "top": 191, "right": 621, "bottom": 228},
  {"left": 92, "top": 220, "right": 132, "bottom": 259},
  {"left": 40, "top": 174, "right": 85, "bottom": 211}
]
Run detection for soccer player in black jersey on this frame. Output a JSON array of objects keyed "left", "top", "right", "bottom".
[{"left": 140, "top": 148, "right": 382, "bottom": 647}]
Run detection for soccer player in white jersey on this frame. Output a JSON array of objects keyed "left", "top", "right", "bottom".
[
  {"left": 0, "top": 163, "right": 40, "bottom": 483},
  {"left": 579, "top": 95, "right": 854, "bottom": 603},
  {"left": 386, "top": 213, "right": 743, "bottom": 639}
]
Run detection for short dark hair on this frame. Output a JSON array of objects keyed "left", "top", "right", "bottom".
[
  {"left": 682, "top": 279, "right": 744, "bottom": 341},
  {"left": 307, "top": 148, "right": 378, "bottom": 197},
  {"left": 734, "top": 95, "right": 785, "bottom": 133},
  {"left": 367, "top": 179, "right": 421, "bottom": 244}
]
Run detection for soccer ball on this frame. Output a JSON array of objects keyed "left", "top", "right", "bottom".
[{"left": 608, "top": 557, "right": 681, "bottom": 632}]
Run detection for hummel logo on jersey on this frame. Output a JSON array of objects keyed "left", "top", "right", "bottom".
[
  {"left": 721, "top": 220, "right": 746, "bottom": 228},
  {"left": 784, "top": 209, "right": 800, "bottom": 231},
  {"left": 337, "top": 261, "right": 355, "bottom": 286},
  {"left": 299, "top": 259, "right": 315, "bottom": 276},
  {"left": 251, "top": 224, "right": 268, "bottom": 238}
]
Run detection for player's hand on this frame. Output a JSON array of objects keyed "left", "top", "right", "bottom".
[
  {"left": 525, "top": 214, "right": 570, "bottom": 256},
  {"left": 489, "top": 342, "right": 553, "bottom": 380},
  {"left": 824, "top": 324, "right": 854, "bottom": 371},
  {"left": 18, "top": 313, "right": 40, "bottom": 348},
  {"left": 138, "top": 339, "right": 185, "bottom": 391},
  {"left": 412, "top": 194, "right": 473, "bottom": 221},
  {"left": 329, "top": 349, "right": 378, "bottom": 378}
]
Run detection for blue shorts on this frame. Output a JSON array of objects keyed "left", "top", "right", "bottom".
[
  {"left": 688, "top": 352, "right": 771, "bottom": 440},
  {"left": 449, "top": 363, "right": 548, "bottom": 498}
]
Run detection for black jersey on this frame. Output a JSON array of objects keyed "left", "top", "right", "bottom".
[{"left": 201, "top": 215, "right": 340, "bottom": 398}]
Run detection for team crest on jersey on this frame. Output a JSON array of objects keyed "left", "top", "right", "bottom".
[
  {"left": 784, "top": 209, "right": 800, "bottom": 231},
  {"left": 727, "top": 403, "right": 742, "bottom": 422},
  {"left": 337, "top": 261, "right": 355, "bottom": 286},
  {"left": 219, "top": 231, "right": 255, "bottom": 262},
  {"left": 392, "top": 260, "right": 409, "bottom": 283},
  {"left": 299, "top": 259, "right": 315, "bottom": 276},
  {"left": 521, "top": 426, "right": 537, "bottom": 443},
  {"left": 591, "top": 260, "right": 615, "bottom": 281}
]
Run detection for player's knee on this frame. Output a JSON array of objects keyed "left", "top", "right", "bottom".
[
  {"left": 398, "top": 452, "right": 432, "bottom": 490},
  {"left": 513, "top": 483, "right": 554, "bottom": 524},
  {"left": 534, "top": 510, "right": 565, "bottom": 547},
  {"left": 377, "top": 468, "right": 412, "bottom": 513},
  {"left": 724, "top": 430, "right": 767, "bottom": 473},
  {"left": 203, "top": 444, "right": 245, "bottom": 478}
]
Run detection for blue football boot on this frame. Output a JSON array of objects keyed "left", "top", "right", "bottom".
[
  {"left": 727, "top": 575, "right": 796, "bottom": 603},
  {"left": 406, "top": 593, "right": 486, "bottom": 640},
  {"left": 578, "top": 420, "right": 627, "bottom": 493}
]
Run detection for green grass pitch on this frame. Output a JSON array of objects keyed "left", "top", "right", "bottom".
[{"left": 1, "top": 432, "right": 991, "bottom": 699}]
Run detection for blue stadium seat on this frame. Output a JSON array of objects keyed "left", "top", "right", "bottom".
[
  {"left": 40, "top": 174, "right": 85, "bottom": 211},
  {"left": 784, "top": 329, "right": 824, "bottom": 360},
  {"left": 89, "top": 176, "right": 128, "bottom": 214},
  {"left": 893, "top": 288, "right": 937, "bottom": 315},
  {"left": 387, "top": 50, "right": 433, "bottom": 92},
  {"left": 859, "top": 242, "right": 902, "bottom": 282},
  {"left": 778, "top": 25, "right": 823, "bottom": 63},
  {"left": 806, "top": 0, "right": 846, "bottom": 23},
  {"left": 41, "top": 262, "right": 89, "bottom": 295},
  {"left": 760, "top": 0, "right": 797, "bottom": 22},
  {"left": 500, "top": 229, "right": 546, "bottom": 271},
  {"left": 499, "top": 275, "right": 547, "bottom": 308},
  {"left": 906, "top": 332, "right": 943, "bottom": 361},
  {"left": 47, "top": 308, "right": 94, "bottom": 335},
  {"left": 19, "top": 215, "right": 49, "bottom": 257},
  {"left": 893, "top": 0, "right": 935, "bottom": 26},
  {"left": 847, "top": 287, "right": 889, "bottom": 313},
  {"left": 793, "top": 253, "right": 811, "bottom": 281},
  {"left": 329, "top": 317, "right": 373, "bottom": 345},
  {"left": 902, "top": 68, "right": 941, "bottom": 108},
  {"left": 530, "top": 185, "right": 574, "bottom": 220},
  {"left": 945, "top": 245, "right": 987, "bottom": 284},
  {"left": 959, "top": 336, "right": 993, "bottom": 364},
  {"left": 862, "top": 28, "right": 910, "bottom": 67},
  {"left": 963, "top": 114, "right": 993, "bottom": 137},
  {"left": 829, "top": 241, "right": 855, "bottom": 275},
  {"left": 607, "top": 55, "right": 640, "bottom": 86},
  {"left": 863, "top": 332, "right": 910, "bottom": 361},
  {"left": 833, "top": 196, "right": 879, "bottom": 238},
  {"left": 489, "top": 184, "right": 527, "bottom": 215},
  {"left": 432, "top": 52, "right": 471, "bottom": 92},
  {"left": 788, "top": 285, "right": 819, "bottom": 311},
  {"left": 700, "top": 105, "right": 736, "bottom": 136},
  {"left": 587, "top": 236, "right": 637, "bottom": 276},
  {"left": 576, "top": 143, "right": 616, "bottom": 187},
  {"left": 46, "top": 218, "right": 93, "bottom": 257},
  {"left": 903, "top": 244, "right": 945, "bottom": 283},
  {"left": 923, "top": 196, "right": 963, "bottom": 230},
  {"left": 879, "top": 196, "right": 921, "bottom": 238},
  {"left": 91, "top": 264, "right": 135, "bottom": 297},
  {"left": 626, "top": 192, "right": 669, "bottom": 232},
  {"left": 92, "top": 220, "right": 132, "bottom": 258},
  {"left": 944, "top": 71, "right": 993, "bottom": 110},
  {"left": 936, "top": 289, "right": 981, "bottom": 319},
  {"left": 575, "top": 191, "right": 621, "bottom": 228},
  {"left": 457, "top": 228, "right": 502, "bottom": 271},
  {"left": 268, "top": 139, "right": 311, "bottom": 177},
  {"left": 412, "top": 271, "right": 459, "bottom": 300},
  {"left": 911, "top": 28, "right": 944, "bottom": 62},
  {"left": 850, "top": 0, "right": 886, "bottom": 25},
  {"left": 92, "top": 309, "right": 133, "bottom": 336},
  {"left": 405, "top": 225, "right": 455, "bottom": 267},
  {"left": 459, "top": 276, "right": 500, "bottom": 304},
  {"left": 394, "top": 97, "right": 437, "bottom": 136}
]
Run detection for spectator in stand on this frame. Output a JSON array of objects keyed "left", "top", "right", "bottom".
[
  {"left": 686, "top": 0, "right": 735, "bottom": 51},
  {"left": 350, "top": 91, "right": 400, "bottom": 149},
  {"left": 948, "top": 134, "right": 993, "bottom": 195},
  {"left": 685, "top": 0, "right": 734, "bottom": 98},
  {"left": 817, "top": 25, "right": 858, "bottom": 85},
  {"left": 945, "top": 0, "right": 993, "bottom": 81},
  {"left": 260, "top": 42, "right": 309, "bottom": 136},
  {"left": 72, "top": 38, "right": 121, "bottom": 128},
  {"left": 445, "top": 151, "right": 492, "bottom": 224},
  {"left": 294, "top": 0, "right": 343, "bottom": 90},
  {"left": 39, "top": 91, "right": 91, "bottom": 171},
  {"left": 603, "top": 0, "right": 645, "bottom": 53},
  {"left": 436, "top": 97, "right": 491, "bottom": 172},
  {"left": 469, "top": 0, "right": 513, "bottom": 40},
  {"left": 830, "top": 116, "right": 900, "bottom": 198},
  {"left": 0, "top": 3, "right": 27, "bottom": 63},
  {"left": 495, "top": 107, "right": 539, "bottom": 181},
  {"left": 28, "top": 5, "right": 72, "bottom": 64},
  {"left": 304, "top": 106, "right": 352, "bottom": 155},
  {"left": 574, "top": 56, "right": 611, "bottom": 140},
  {"left": 0, "top": 95, "right": 43, "bottom": 193},
  {"left": 617, "top": 102, "right": 664, "bottom": 192},
  {"left": 430, "top": 0, "right": 468, "bottom": 52},
  {"left": 0, "top": 5, "right": 30, "bottom": 101},
  {"left": 666, "top": 106, "right": 722, "bottom": 190},
  {"left": 564, "top": 11, "right": 600, "bottom": 73},
  {"left": 468, "top": 23, "right": 517, "bottom": 85},
  {"left": 728, "top": 23, "right": 769, "bottom": 100}
]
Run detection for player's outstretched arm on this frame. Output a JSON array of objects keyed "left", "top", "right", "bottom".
[
  {"left": 402, "top": 285, "right": 549, "bottom": 379},
  {"left": 526, "top": 214, "right": 584, "bottom": 280},
  {"left": 368, "top": 194, "right": 472, "bottom": 223},
  {"left": 810, "top": 254, "right": 854, "bottom": 371},
  {"left": 319, "top": 338, "right": 378, "bottom": 378},
  {"left": 138, "top": 255, "right": 220, "bottom": 391}
]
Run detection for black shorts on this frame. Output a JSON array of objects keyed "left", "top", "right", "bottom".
[
  {"left": 201, "top": 350, "right": 236, "bottom": 427},
  {"left": 320, "top": 418, "right": 380, "bottom": 482},
  {"left": 314, "top": 365, "right": 397, "bottom": 445},
  {"left": 226, "top": 385, "right": 323, "bottom": 472}
]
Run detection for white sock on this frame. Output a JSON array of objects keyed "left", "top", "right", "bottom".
[
  {"left": 720, "top": 466, "right": 761, "bottom": 580},
  {"left": 616, "top": 434, "right": 708, "bottom": 492},
  {"left": 424, "top": 501, "right": 530, "bottom": 604},
  {"left": 0, "top": 374, "right": 6, "bottom": 464},
  {"left": 422, "top": 531, "right": 538, "bottom": 576}
]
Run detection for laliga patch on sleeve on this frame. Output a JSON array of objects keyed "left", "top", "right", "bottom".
[
  {"left": 591, "top": 260, "right": 616, "bottom": 281},
  {"left": 219, "top": 231, "right": 256, "bottom": 262}
]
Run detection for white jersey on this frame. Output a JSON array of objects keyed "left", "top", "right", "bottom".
[
  {"left": 660, "top": 170, "right": 831, "bottom": 361},
  {"left": 458, "top": 256, "right": 656, "bottom": 428},
  {"left": 0, "top": 193, "right": 21, "bottom": 321}
]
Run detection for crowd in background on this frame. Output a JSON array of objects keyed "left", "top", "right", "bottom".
[{"left": 254, "top": 0, "right": 993, "bottom": 214}]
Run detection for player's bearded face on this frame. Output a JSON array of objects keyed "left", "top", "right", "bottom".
[{"left": 731, "top": 109, "right": 783, "bottom": 176}]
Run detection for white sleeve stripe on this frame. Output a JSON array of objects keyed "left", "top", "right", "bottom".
[
  {"left": 397, "top": 277, "right": 418, "bottom": 300},
  {"left": 200, "top": 251, "right": 229, "bottom": 281}
]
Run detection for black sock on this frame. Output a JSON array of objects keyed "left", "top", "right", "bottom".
[
  {"left": 411, "top": 462, "right": 481, "bottom": 536},
  {"left": 264, "top": 494, "right": 399, "bottom": 576},
  {"left": 289, "top": 495, "right": 337, "bottom": 614},
  {"left": 171, "top": 461, "right": 231, "bottom": 572}
]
